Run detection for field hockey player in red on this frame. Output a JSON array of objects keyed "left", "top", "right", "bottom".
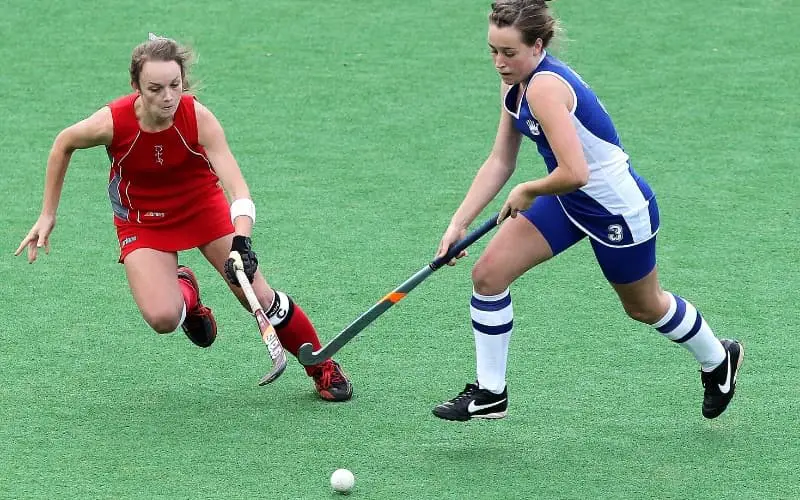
[{"left": 15, "top": 34, "right": 352, "bottom": 402}]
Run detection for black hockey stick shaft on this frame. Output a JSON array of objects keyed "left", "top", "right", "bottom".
[{"left": 297, "top": 214, "right": 500, "bottom": 365}]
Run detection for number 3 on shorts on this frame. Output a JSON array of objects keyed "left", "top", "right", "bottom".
[{"left": 607, "top": 224, "right": 623, "bottom": 243}]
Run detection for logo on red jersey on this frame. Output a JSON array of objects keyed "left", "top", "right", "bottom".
[
  {"left": 121, "top": 236, "right": 137, "bottom": 247},
  {"left": 154, "top": 145, "right": 164, "bottom": 165}
]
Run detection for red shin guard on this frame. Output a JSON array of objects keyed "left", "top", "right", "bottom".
[{"left": 270, "top": 294, "right": 323, "bottom": 376}]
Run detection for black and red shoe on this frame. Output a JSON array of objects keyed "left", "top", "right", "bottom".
[
  {"left": 311, "top": 360, "right": 353, "bottom": 402},
  {"left": 177, "top": 265, "right": 217, "bottom": 348}
]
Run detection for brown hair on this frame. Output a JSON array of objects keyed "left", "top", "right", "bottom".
[
  {"left": 129, "top": 34, "right": 195, "bottom": 91},
  {"left": 489, "top": 0, "right": 560, "bottom": 48}
]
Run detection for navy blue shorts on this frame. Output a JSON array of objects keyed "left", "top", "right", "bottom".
[{"left": 521, "top": 195, "right": 657, "bottom": 284}]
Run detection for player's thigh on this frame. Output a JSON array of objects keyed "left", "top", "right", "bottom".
[
  {"left": 591, "top": 237, "right": 669, "bottom": 323},
  {"left": 473, "top": 196, "right": 584, "bottom": 293},
  {"left": 198, "top": 233, "right": 275, "bottom": 310},
  {"left": 123, "top": 248, "right": 183, "bottom": 327}
]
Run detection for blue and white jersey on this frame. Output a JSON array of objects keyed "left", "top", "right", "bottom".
[{"left": 503, "top": 52, "right": 659, "bottom": 247}]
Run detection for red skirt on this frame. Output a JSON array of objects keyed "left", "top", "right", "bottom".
[{"left": 115, "top": 188, "right": 234, "bottom": 263}]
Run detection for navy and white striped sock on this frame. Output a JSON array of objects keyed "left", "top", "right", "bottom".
[
  {"left": 652, "top": 293, "right": 726, "bottom": 371},
  {"left": 471, "top": 288, "right": 513, "bottom": 394}
]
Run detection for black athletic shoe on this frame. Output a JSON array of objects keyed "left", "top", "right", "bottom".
[
  {"left": 177, "top": 265, "right": 217, "bottom": 348},
  {"left": 701, "top": 339, "right": 744, "bottom": 419},
  {"left": 433, "top": 382, "right": 508, "bottom": 421}
]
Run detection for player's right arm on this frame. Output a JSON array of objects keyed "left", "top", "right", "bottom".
[
  {"left": 436, "top": 83, "right": 522, "bottom": 264},
  {"left": 15, "top": 107, "right": 113, "bottom": 263}
]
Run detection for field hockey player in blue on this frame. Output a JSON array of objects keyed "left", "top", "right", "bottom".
[{"left": 432, "top": 0, "right": 743, "bottom": 421}]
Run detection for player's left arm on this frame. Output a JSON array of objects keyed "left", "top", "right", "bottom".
[
  {"left": 195, "top": 101, "right": 253, "bottom": 237},
  {"left": 196, "top": 101, "right": 260, "bottom": 286},
  {"left": 523, "top": 75, "right": 589, "bottom": 195},
  {"left": 497, "top": 75, "right": 590, "bottom": 220}
]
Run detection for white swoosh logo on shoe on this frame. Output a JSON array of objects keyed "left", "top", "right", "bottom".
[
  {"left": 718, "top": 354, "right": 732, "bottom": 394},
  {"left": 468, "top": 399, "right": 507, "bottom": 413}
]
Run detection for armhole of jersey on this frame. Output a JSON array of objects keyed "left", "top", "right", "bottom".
[
  {"left": 527, "top": 71, "right": 578, "bottom": 117},
  {"left": 501, "top": 84, "right": 516, "bottom": 117},
  {"left": 180, "top": 94, "right": 200, "bottom": 145},
  {"left": 108, "top": 94, "right": 140, "bottom": 150},
  {"left": 107, "top": 104, "right": 117, "bottom": 147}
]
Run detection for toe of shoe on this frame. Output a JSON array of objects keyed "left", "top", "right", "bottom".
[
  {"left": 317, "top": 388, "right": 352, "bottom": 402},
  {"left": 183, "top": 316, "right": 216, "bottom": 348}
]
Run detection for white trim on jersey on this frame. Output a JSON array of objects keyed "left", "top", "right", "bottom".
[
  {"left": 174, "top": 127, "right": 214, "bottom": 172},
  {"left": 503, "top": 84, "right": 526, "bottom": 120},
  {"left": 529, "top": 71, "right": 578, "bottom": 115},
  {"left": 572, "top": 118, "right": 638, "bottom": 208}
]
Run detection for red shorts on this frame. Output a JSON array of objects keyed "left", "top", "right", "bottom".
[{"left": 115, "top": 188, "right": 234, "bottom": 263}]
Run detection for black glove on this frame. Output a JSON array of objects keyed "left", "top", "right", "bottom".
[{"left": 224, "top": 235, "right": 258, "bottom": 287}]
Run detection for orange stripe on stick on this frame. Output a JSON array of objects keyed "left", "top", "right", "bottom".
[{"left": 382, "top": 292, "right": 407, "bottom": 303}]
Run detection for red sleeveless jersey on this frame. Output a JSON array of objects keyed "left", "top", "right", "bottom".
[
  {"left": 106, "top": 93, "right": 234, "bottom": 262},
  {"left": 106, "top": 93, "right": 223, "bottom": 227}
]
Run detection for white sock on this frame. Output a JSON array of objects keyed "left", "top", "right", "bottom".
[
  {"left": 652, "top": 292, "right": 726, "bottom": 371},
  {"left": 471, "top": 288, "right": 513, "bottom": 393},
  {"left": 175, "top": 302, "right": 187, "bottom": 331}
]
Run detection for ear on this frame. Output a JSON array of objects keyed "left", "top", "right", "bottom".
[
  {"left": 532, "top": 38, "right": 544, "bottom": 56},
  {"left": 131, "top": 80, "right": 140, "bottom": 94}
]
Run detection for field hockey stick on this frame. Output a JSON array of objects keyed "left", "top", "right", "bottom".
[
  {"left": 297, "top": 213, "right": 501, "bottom": 365},
  {"left": 229, "top": 251, "right": 288, "bottom": 385}
]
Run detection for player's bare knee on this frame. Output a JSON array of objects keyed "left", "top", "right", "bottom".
[
  {"left": 142, "top": 308, "right": 182, "bottom": 334},
  {"left": 472, "top": 262, "right": 509, "bottom": 296},
  {"left": 622, "top": 303, "right": 662, "bottom": 325}
]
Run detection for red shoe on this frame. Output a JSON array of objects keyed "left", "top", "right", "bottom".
[
  {"left": 311, "top": 360, "right": 353, "bottom": 402},
  {"left": 177, "top": 265, "right": 217, "bottom": 348}
]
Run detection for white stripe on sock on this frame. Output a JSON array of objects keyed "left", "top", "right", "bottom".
[{"left": 652, "top": 293, "right": 677, "bottom": 329}]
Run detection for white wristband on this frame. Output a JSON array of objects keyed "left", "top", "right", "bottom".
[{"left": 230, "top": 198, "right": 256, "bottom": 224}]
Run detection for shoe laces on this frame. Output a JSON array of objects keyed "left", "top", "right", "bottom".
[
  {"left": 451, "top": 383, "right": 480, "bottom": 403},
  {"left": 315, "top": 361, "right": 346, "bottom": 389},
  {"left": 700, "top": 365, "right": 723, "bottom": 388},
  {"left": 700, "top": 369, "right": 712, "bottom": 388}
]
